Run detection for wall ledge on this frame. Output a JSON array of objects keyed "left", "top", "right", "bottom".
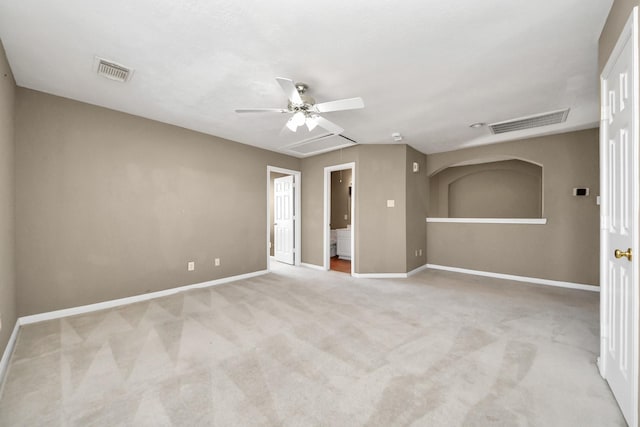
[{"left": 427, "top": 217, "right": 547, "bottom": 224}]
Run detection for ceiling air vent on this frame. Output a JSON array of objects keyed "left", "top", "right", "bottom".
[
  {"left": 95, "top": 57, "right": 133, "bottom": 82},
  {"left": 284, "top": 134, "right": 357, "bottom": 157},
  {"left": 488, "top": 108, "right": 570, "bottom": 134}
]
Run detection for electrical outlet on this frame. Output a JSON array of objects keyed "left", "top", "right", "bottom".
[
  {"left": 415, "top": 250, "right": 419, "bottom": 256},
  {"left": 419, "top": 249, "right": 423, "bottom": 256},
  {"left": 215, "top": 258, "right": 220, "bottom": 267},
  {"left": 187, "top": 261, "right": 195, "bottom": 271},
  {"left": 344, "top": 214, "right": 348, "bottom": 220}
]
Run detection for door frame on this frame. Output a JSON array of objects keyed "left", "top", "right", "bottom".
[
  {"left": 324, "top": 162, "right": 356, "bottom": 274},
  {"left": 599, "top": 7, "right": 639, "bottom": 426},
  {"left": 267, "top": 166, "right": 301, "bottom": 271}
]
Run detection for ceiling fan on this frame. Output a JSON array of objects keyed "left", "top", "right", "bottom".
[{"left": 235, "top": 77, "right": 364, "bottom": 135}]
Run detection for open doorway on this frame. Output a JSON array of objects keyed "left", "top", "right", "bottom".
[
  {"left": 267, "top": 166, "right": 301, "bottom": 271},
  {"left": 324, "top": 162, "right": 355, "bottom": 274}
]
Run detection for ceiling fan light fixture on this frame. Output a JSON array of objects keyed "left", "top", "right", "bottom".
[
  {"left": 293, "top": 111, "right": 306, "bottom": 126},
  {"left": 286, "top": 118, "right": 298, "bottom": 132}
]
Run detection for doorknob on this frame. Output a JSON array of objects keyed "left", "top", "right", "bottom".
[{"left": 614, "top": 248, "right": 633, "bottom": 261}]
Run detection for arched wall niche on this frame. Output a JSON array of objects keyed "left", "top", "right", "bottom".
[{"left": 429, "top": 158, "right": 543, "bottom": 218}]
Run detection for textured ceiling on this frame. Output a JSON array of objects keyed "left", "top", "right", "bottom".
[{"left": 0, "top": 0, "right": 613, "bottom": 155}]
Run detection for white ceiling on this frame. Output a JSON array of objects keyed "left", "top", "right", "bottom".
[{"left": 0, "top": 0, "right": 613, "bottom": 155}]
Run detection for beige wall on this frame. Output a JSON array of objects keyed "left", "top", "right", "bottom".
[
  {"left": 300, "top": 144, "right": 409, "bottom": 274},
  {"left": 430, "top": 160, "right": 542, "bottom": 218},
  {"left": 426, "top": 129, "right": 600, "bottom": 285},
  {"left": 405, "top": 146, "right": 427, "bottom": 272},
  {"left": 599, "top": 0, "right": 640, "bottom": 421},
  {"left": 358, "top": 145, "right": 407, "bottom": 273},
  {"left": 15, "top": 89, "right": 299, "bottom": 315},
  {"left": 330, "top": 168, "right": 352, "bottom": 229},
  {"left": 0, "top": 41, "right": 16, "bottom": 357}
]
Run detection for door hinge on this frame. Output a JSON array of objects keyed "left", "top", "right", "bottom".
[{"left": 601, "top": 105, "right": 611, "bottom": 122}]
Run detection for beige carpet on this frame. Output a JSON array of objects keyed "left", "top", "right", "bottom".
[{"left": 0, "top": 263, "right": 625, "bottom": 426}]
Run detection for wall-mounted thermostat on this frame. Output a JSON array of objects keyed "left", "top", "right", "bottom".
[{"left": 573, "top": 188, "right": 589, "bottom": 196}]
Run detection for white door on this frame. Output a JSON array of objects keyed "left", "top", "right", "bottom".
[
  {"left": 600, "top": 8, "right": 639, "bottom": 426},
  {"left": 274, "top": 175, "right": 295, "bottom": 265}
]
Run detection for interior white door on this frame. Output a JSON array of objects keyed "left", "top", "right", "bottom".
[
  {"left": 274, "top": 175, "right": 295, "bottom": 265},
  {"left": 601, "top": 8, "right": 639, "bottom": 426}
]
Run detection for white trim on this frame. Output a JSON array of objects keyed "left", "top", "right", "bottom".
[
  {"left": 352, "top": 272, "right": 408, "bottom": 279},
  {"left": 352, "top": 268, "right": 439, "bottom": 279},
  {"left": 301, "top": 262, "right": 325, "bottom": 271},
  {"left": 599, "top": 7, "right": 640, "bottom": 426},
  {"left": 267, "top": 166, "right": 301, "bottom": 271},
  {"left": 632, "top": 9, "right": 639, "bottom": 426},
  {"left": 324, "top": 162, "right": 356, "bottom": 275},
  {"left": 19, "top": 270, "right": 268, "bottom": 325},
  {"left": 407, "top": 263, "right": 430, "bottom": 277},
  {"left": 0, "top": 321, "right": 20, "bottom": 395},
  {"left": 427, "top": 217, "right": 547, "bottom": 224},
  {"left": 426, "top": 264, "right": 600, "bottom": 292}
]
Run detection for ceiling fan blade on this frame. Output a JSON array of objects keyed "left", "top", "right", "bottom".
[
  {"left": 235, "top": 108, "right": 289, "bottom": 114},
  {"left": 314, "top": 115, "right": 344, "bottom": 135},
  {"left": 276, "top": 77, "right": 303, "bottom": 105},
  {"left": 314, "top": 97, "right": 364, "bottom": 113}
]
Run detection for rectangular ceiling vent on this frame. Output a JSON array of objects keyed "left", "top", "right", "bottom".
[
  {"left": 95, "top": 57, "right": 133, "bottom": 82},
  {"left": 488, "top": 108, "right": 570, "bottom": 134},
  {"left": 284, "top": 134, "right": 357, "bottom": 157}
]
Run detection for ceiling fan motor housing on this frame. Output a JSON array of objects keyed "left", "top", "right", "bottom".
[{"left": 289, "top": 92, "right": 316, "bottom": 114}]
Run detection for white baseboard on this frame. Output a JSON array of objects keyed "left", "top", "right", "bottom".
[
  {"left": 426, "top": 264, "right": 599, "bottom": 292},
  {"left": 596, "top": 356, "right": 605, "bottom": 378},
  {"left": 348, "top": 264, "right": 429, "bottom": 279},
  {"left": 407, "top": 264, "right": 429, "bottom": 277},
  {"left": 352, "top": 272, "right": 408, "bottom": 279},
  {"left": 0, "top": 320, "right": 20, "bottom": 396},
  {"left": 301, "top": 262, "right": 326, "bottom": 271},
  {"left": 20, "top": 269, "right": 269, "bottom": 325}
]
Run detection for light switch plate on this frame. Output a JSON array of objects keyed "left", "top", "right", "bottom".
[{"left": 387, "top": 200, "right": 395, "bottom": 208}]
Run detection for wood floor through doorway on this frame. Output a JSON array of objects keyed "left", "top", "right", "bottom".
[{"left": 330, "top": 256, "right": 351, "bottom": 273}]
